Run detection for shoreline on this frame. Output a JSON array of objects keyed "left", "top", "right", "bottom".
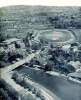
[
  {"left": 67, "top": 76, "right": 81, "bottom": 84},
  {"left": 35, "top": 68, "right": 81, "bottom": 85}
]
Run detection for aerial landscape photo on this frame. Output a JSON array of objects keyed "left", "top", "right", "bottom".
[{"left": 0, "top": 5, "right": 81, "bottom": 100}]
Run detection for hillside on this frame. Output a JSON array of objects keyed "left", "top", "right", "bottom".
[{"left": 0, "top": 5, "right": 81, "bottom": 41}]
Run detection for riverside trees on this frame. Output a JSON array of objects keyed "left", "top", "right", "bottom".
[{"left": 29, "top": 43, "right": 80, "bottom": 75}]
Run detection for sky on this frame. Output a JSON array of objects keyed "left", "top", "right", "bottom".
[{"left": 0, "top": 0, "right": 81, "bottom": 8}]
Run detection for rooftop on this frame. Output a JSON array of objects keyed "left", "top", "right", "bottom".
[
  {"left": 2, "top": 38, "right": 21, "bottom": 44},
  {"left": 68, "top": 61, "right": 81, "bottom": 69},
  {"left": 62, "top": 44, "right": 71, "bottom": 51}
]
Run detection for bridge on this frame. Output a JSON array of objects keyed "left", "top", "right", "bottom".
[
  {"left": 1, "top": 49, "right": 60, "bottom": 100},
  {"left": 1, "top": 50, "right": 41, "bottom": 73}
]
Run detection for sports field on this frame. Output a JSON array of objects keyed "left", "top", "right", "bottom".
[{"left": 39, "top": 29, "right": 76, "bottom": 43}]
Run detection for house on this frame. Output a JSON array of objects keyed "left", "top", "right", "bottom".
[
  {"left": 1, "top": 37, "right": 21, "bottom": 48},
  {"left": 76, "top": 68, "right": 81, "bottom": 72},
  {"left": 16, "top": 40, "right": 26, "bottom": 49},
  {"left": 2, "top": 37, "right": 21, "bottom": 44},
  {"left": 1, "top": 38, "right": 21, "bottom": 53},
  {"left": 62, "top": 44, "right": 71, "bottom": 51},
  {"left": 0, "top": 47, "right": 4, "bottom": 53},
  {"left": 1, "top": 37, "right": 26, "bottom": 51},
  {"left": 68, "top": 61, "right": 81, "bottom": 69},
  {"left": 73, "top": 46, "right": 78, "bottom": 52}
]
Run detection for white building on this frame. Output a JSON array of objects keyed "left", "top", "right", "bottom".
[
  {"left": 62, "top": 44, "right": 71, "bottom": 51},
  {"left": 0, "top": 47, "right": 4, "bottom": 53},
  {"left": 3, "top": 37, "right": 21, "bottom": 44},
  {"left": 68, "top": 61, "right": 81, "bottom": 69}
]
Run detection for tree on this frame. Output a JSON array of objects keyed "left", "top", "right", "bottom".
[
  {"left": 0, "top": 33, "right": 5, "bottom": 42},
  {"left": 44, "top": 64, "right": 52, "bottom": 71},
  {"left": 66, "top": 64, "right": 76, "bottom": 73},
  {"left": 15, "top": 42, "right": 20, "bottom": 48},
  {"left": 0, "top": 63, "right": 4, "bottom": 68}
]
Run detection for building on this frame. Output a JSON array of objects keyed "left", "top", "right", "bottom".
[
  {"left": 62, "top": 44, "right": 71, "bottom": 51},
  {"left": 2, "top": 38, "right": 21, "bottom": 45},
  {"left": 68, "top": 61, "right": 81, "bottom": 69},
  {"left": 0, "top": 47, "right": 4, "bottom": 53}
]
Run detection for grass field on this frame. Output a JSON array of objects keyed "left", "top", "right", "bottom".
[{"left": 39, "top": 29, "right": 75, "bottom": 42}]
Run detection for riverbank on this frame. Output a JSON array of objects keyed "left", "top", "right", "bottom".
[
  {"left": 1, "top": 67, "right": 60, "bottom": 100},
  {"left": 15, "top": 66, "right": 81, "bottom": 100},
  {"left": 68, "top": 76, "right": 81, "bottom": 84},
  {"left": 67, "top": 72, "right": 81, "bottom": 84},
  {"left": 35, "top": 67, "right": 81, "bottom": 84},
  {"left": 1, "top": 68, "right": 61, "bottom": 100},
  {"left": 12, "top": 71, "right": 61, "bottom": 100}
]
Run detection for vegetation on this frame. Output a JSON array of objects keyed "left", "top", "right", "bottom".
[
  {"left": 28, "top": 42, "right": 81, "bottom": 75},
  {"left": 0, "top": 6, "right": 81, "bottom": 41},
  {"left": 12, "top": 71, "right": 46, "bottom": 100},
  {"left": 0, "top": 79, "right": 19, "bottom": 100},
  {"left": 0, "top": 53, "right": 4, "bottom": 68},
  {"left": 0, "top": 88, "right": 12, "bottom": 100},
  {"left": 0, "top": 63, "right": 4, "bottom": 68},
  {"left": 0, "top": 78, "right": 43, "bottom": 100},
  {"left": 0, "top": 5, "right": 81, "bottom": 100}
]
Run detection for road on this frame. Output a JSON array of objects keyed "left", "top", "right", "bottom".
[
  {"left": 1, "top": 50, "right": 41, "bottom": 72},
  {"left": 0, "top": 29, "right": 76, "bottom": 100},
  {"left": 1, "top": 49, "right": 60, "bottom": 100},
  {"left": 1, "top": 66, "right": 59, "bottom": 100}
]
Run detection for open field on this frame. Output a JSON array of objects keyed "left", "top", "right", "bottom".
[
  {"left": 39, "top": 30, "right": 74, "bottom": 42},
  {"left": 37, "top": 29, "right": 76, "bottom": 45},
  {"left": 0, "top": 6, "right": 81, "bottom": 41}
]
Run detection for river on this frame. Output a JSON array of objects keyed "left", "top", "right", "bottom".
[{"left": 15, "top": 66, "right": 81, "bottom": 100}]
